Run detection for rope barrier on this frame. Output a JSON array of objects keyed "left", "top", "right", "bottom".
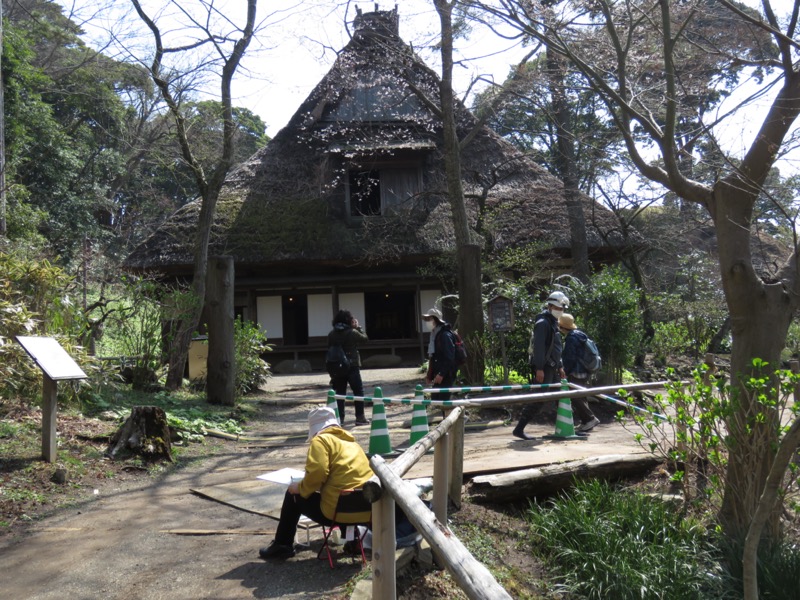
[
  {"left": 566, "top": 382, "right": 668, "bottom": 422},
  {"left": 332, "top": 392, "right": 477, "bottom": 407},
  {"left": 420, "top": 382, "right": 560, "bottom": 395}
]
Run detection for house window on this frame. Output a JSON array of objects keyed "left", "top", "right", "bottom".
[
  {"left": 347, "top": 167, "right": 421, "bottom": 217},
  {"left": 350, "top": 170, "right": 381, "bottom": 216}
]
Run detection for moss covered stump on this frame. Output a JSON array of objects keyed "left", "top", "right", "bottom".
[{"left": 106, "top": 406, "right": 173, "bottom": 462}]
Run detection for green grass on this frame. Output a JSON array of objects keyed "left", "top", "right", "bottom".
[{"left": 525, "top": 479, "right": 728, "bottom": 600}]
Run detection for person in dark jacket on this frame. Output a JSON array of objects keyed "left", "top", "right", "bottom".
[
  {"left": 327, "top": 310, "right": 369, "bottom": 425},
  {"left": 559, "top": 313, "right": 600, "bottom": 432},
  {"left": 512, "top": 291, "right": 569, "bottom": 440},
  {"left": 422, "top": 308, "right": 457, "bottom": 401}
]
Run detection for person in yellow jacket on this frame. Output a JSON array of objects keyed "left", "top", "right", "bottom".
[{"left": 259, "top": 406, "right": 374, "bottom": 560}]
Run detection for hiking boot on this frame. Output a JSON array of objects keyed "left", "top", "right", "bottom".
[
  {"left": 354, "top": 417, "right": 370, "bottom": 426},
  {"left": 512, "top": 427, "right": 534, "bottom": 441},
  {"left": 577, "top": 416, "right": 600, "bottom": 432},
  {"left": 259, "top": 541, "right": 295, "bottom": 560}
]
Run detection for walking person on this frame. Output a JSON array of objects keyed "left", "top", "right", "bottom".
[
  {"left": 327, "top": 310, "right": 369, "bottom": 425},
  {"left": 559, "top": 313, "right": 600, "bottom": 432},
  {"left": 512, "top": 291, "right": 569, "bottom": 440},
  {"left": 422, "top": 308, "right": 457, "bottom": 401}
]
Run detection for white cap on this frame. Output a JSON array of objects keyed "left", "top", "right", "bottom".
[{"left": 307, "top": 406, "right": 339, "bottom": 441}]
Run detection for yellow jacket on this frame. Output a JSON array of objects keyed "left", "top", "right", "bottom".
[{"left": 298, "top": 426, "right": 373, "bottom": 522}]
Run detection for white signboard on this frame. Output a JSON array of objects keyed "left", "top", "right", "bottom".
[{"left": 16, "top": 336, "right": 87, "bottom": 381}]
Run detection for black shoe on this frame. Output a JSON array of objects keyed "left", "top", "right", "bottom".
[
  {"left": 343, "top": 540, "right": 362, "bottom": 555},
  {"left": 259, "top": 541, "right": 295, "bottom": 560},
  {"left": 354, "top": 417, "right": 370, "bottom": 426},
  {"left": 513, "top": 428, "right": 534, "bottom": 441}
]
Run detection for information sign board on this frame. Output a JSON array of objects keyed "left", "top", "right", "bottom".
[{"left": 16, "top": 336, "right": 87, "bottom": 381}]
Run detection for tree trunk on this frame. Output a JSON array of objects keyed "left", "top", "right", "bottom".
[
  {"left": 712, "top": 180, "right": 796, "bottom": 543},
  {"left": 546, "top": 47, "right": 589, "bottom": 282},
  {"left": 0, "top": 0, "right": 6, "bottom": 238},
  {"left": 106, "top": 406, "right": 173, "bottom": 462},
  {"left": 133, "top": 0, "right": 256, "bottom": 391},
  {"left": 207, "top": 256, "right": 235, "bottom": 405},
  {"left": 435, "top": 0, "right": 485, "bottom": 384}
]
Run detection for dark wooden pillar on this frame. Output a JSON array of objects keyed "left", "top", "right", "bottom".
[
  {"left": 207, "top": 256, "right": 235, "bottom": 405},
  {"left": 42, "top": 374, "right": 57, "bottom": 462}
]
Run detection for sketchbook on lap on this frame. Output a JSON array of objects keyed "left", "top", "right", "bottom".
[{"left": 257, "top": 467, "right": 305, "bottom": 485}]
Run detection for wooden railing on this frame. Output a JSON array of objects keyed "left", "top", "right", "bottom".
[
  {"left": 363, "top": 407, "right": 511, "bottom": 600},
  {"left": 354, "top": 379, "right": 676, "bottom": 598}
]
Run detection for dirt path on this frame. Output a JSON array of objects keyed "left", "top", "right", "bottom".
[{"left": 0, "top": 368, "right": 651, "bottom": 599}]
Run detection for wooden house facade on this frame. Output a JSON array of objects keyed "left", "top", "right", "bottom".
[{"left": 124, "top": 7, "right": 632, "bottom": 371}]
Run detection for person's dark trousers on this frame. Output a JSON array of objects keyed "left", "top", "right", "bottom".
[
  {"left": 567, "top": 375, "right": 595, "bottom": 423},
  {"left": 514, "top": 366, "right": 560, "bottom": 435},
  {"left": 331, "top": 367, "right": 366, "bottom": 422},
  {"left": 431, "top": 372, "right": 455, "bottom": 401},
  {"left": 274, "top": 491, "right": 332, "bottom": 546}
]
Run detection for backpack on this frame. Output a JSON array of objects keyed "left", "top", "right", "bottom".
[
  {"left": 325, "top": 343, "right": 351, "bottom": 377},
  {"left": 451, "top": 330, "right": 467, "bottom": 367},
  {"left": 579, "top": 337, "right": 602, "bottom": 374}
]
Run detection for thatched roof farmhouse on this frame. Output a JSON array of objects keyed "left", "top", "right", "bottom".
[{"left": 125, "top": 7, "right": 632, "bottom": 370}]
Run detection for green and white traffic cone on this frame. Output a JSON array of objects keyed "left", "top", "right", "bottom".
[
  {"left": 368, "top": 387, "right": 393, "bottom": 456},
  {"left": 409, "top": 384, "right": 429, "bottom": 445},
  {"left": 544, "top": 379, "right": 587, "bottom": 441},
  {"left": 327, "top": 389, "right": 341, "bottom": 424}
]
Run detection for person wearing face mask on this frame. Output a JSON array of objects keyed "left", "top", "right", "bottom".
[
  {"left": 422, "top": 308, "right": 457, "bottom": 401},
  {"left": 512, "top": 291, "right": 569, "bottom": 440}
]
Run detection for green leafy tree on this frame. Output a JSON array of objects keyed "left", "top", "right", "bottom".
[
  {"left": 469, "top": 0, "right": 800, "bottom": 551},
  {"left": 566, "top": 266, "right": 642, "bottom": 384}
]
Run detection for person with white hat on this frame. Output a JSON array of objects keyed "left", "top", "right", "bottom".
[
  {"left": 421, "top": 307, "right": 457, "bottom": 400},
  {"left": 259, "top": 406, "right": 373, "bottom": 560},
  {"left": 558, "top": 313, "right": 600, "bottom": 432},
  {"left": 512, "top": 290, "right": 569, "bottom": 440}
]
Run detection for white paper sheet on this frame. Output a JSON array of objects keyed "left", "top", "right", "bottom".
[{"left": 256, "top": 467, "right": 305, "bottom": 485}]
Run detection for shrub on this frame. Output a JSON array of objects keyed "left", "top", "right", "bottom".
[
  {"left": 526, "top": 479, "right": 726, "bottom": 599},
  {"left": 0, "top": 249, "right": 97, "bottom": 404},
  {"left": 566, "top": 266, "right": 642, "bottom": 383},
  {"left": 652, "top": 320, "right": 691, "bottom": 363},
  {"left": 95, "top": 276, "right": 165, "bottom": 390},
  {"left": 233, "top": 317, "right": 271, "bottom": 395},
  {"left": 480, "top": 282, "right": 542, "bottom": 383}
]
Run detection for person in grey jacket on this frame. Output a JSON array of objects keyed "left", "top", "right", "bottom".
[
  {"left": 512, "top": 291, "right": 568, "bottom": 440},
  {"left": 327, "top": 310, "right": 369, "bottom": 425}
]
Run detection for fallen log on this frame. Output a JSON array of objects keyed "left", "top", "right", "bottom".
[{"left": 468, "top": 454, "right": 662, "bottom": 503}]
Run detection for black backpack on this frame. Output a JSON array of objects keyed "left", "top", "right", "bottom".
[{"left": 325, "top": 343, "right": 351, "bottom": 377}]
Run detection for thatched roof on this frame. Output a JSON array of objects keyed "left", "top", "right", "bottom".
[{"left": 125, "top": 7, "right": 633, "bottom": 276}]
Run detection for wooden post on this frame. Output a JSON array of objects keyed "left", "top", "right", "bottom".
[
  {"left": 42, "top": 374, "right": 57, "bottom": 462},
  {"left": 371, "top": 455, "right": 513, "bottom": 600},
  {"left": 207, "top": 256, "right": 235, "bottom": 406},
  {"left": 372, "top": 494, "right": 396, "bottom": 600},
  {"left": 448, "top": 409, "right": 464, "bottom": 508},
  {"left": 433, "top": 431, "right": 449, "bottom": 523}
]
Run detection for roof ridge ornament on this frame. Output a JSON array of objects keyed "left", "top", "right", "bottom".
[{"left": 353, "top": 4, "right": 399, "bottom": 38}]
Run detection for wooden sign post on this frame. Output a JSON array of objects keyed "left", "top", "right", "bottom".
[
  {"left": 16, "top": 336, "right": 88, "bottom": 462},
  {"left": 487, "top": 295, "right": 515, "bottom": 384}
]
